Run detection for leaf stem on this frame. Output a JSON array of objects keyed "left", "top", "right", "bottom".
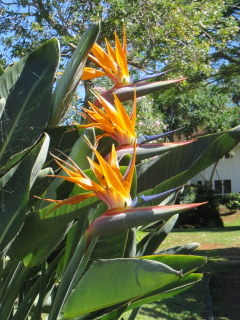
[{"left": 48, "top": 233, "right": 98, "bottom": 320}]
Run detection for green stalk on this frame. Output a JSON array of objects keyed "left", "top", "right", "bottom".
[
  {"left": 48, "top": 233, "right": 98, "bottom": 320},
  {"left": 31, "top": 263, "right": 47, "bottom": 320},
  {"left": 63, "top": 217, "right": 88, "bottom": 271},
  {"left": 127, "top": 307, "right": 142, "bottom": 320},
  {"left": 0, "top": 262, "right": 22, "bottom": 307},
  {"left": 12, "top": 280, "right": 40, "bottom": 320},
  {"left": 11, "top": 249, "right": 64, "bottom": 320},
  {"left": 0, "top": 252, "right": 5, "bottom": 272},
  {"left": 0, "top": 263, "right": 29, "bottom": 320}
]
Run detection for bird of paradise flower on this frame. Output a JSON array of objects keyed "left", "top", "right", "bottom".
[
  {"left": 81, "top": 27, "right": 186, "bottom": 102},
  {"left": 80, "top": 93, "right": 136, "bottom": 147},
  {"left": 78, "top": 92, "right": 194, "bottom": 162},
  {"left": 37, "top": 140, "right": 206, "bottom": 238},
  {"left": 40, "top": 141, "right": 136, "bottom": 215},
  {"left": 81, "top": 27, "right": 130, "bottom": 86}
]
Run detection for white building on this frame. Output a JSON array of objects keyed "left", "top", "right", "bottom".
[{"left": 190, "top": 144, "right": 240, "bottom": 195}]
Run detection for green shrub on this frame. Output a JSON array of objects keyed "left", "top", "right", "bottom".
[
  {"left": 1, "top": 23, "right": 240, "bottom": 319},
  {"left": 177, "top": 185, "right": 223, "bottom": 228},
  {"left": 222, "top": 192, "right": 240, "bottom": 211}
]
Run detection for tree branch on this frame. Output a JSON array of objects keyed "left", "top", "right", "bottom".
[
  {"left": 35, "top": 0, "right": 72, "bottom": 37},
  {"left": 212, "top": 50, "right": 240, "bottom": 65}
]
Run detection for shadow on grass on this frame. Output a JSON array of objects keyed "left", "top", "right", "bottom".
[
  {"left": 133, "top": 227, "right": 240, "bottom": 320},
  {"left": 196, "top": 247, "right": 240, "bottom": 260},
  {"left": 139, "top": 276, "right": 210, "bottom": 320},
  {"left": 196, "top": 248, "right": 240, "bottom": 320},
  {"left": 209, "top": 270, "right": 240, "bottom": 320},
  {"left": 173, "top": 225, "right": 240, "bottom": 232},
  {"left": 138, "top": 250, "right": 240, "bottom": 320}
]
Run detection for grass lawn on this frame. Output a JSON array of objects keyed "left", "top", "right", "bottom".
[
  {"left": 123, "top": 278, "right": 209, "bottom": 320},
  {"left": 122, "top": 212, "right": 240, "bottom": 320},
  {"left": 159, "top": 226, "right": 240, "bottom": 250}
]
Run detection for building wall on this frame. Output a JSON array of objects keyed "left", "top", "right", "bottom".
[{"left": 190, "top": 144, "right": 240, "bottom": 194}]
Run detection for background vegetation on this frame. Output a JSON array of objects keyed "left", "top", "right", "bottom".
[
  {"left": 0, "top": 0, "right": 239, "bottom": 135},
  {"left": 0, "top": 1, "right": 240, "bottom": 319}
]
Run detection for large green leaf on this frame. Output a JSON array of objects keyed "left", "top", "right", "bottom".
[
  {"left": 63, "top": 258, "right": 181, "bottom": 319},
  {"left": 0, "top": 65, "right": 4, "bottom": 76},
  {"left": 46, "top": 125, "right": 85, "bottom": 160},
  {"left": 124, "top": 255, "right": 206, "bottom": 312},
  {"left": 116, "top": 141, "right": 192, "bottom": 161},
  {"left": 0, "top": 39, "right": 59, "bottom": 174},
  {"left": 0, "top": 56, "right": 27, "bottom": 98},
  {"left": 7, "top": 196, "right": 99, "bottom": 267},
  {"left": 0, "top": 96, "right": 5, "bottom": 119},
  {"left": 48, "top": 234, "right": 97, "bottom": 320},
  {"left": 157, "top": 243, "right": 200, "bottom": 255},
  {"left": 140, "top": 255, "right": 206, "bottom": 274},
  {"left": 0, "top": 263, "right": 29, "bottom": 320},
  {"left": 137, "top": 125, "right": 240, "bottom": 195},
  {"left": 0, "top": 133, "right": 49, "bottom": 252},
  {"left": 126, "top": 273, "right": 203, "bottom": 311},
  {"left": 8, "top": 210, "right": 72, "bottom": 267},
  {"left": 49, "top": 23, "right": 100, "bottom": 126},
  {"left": 28, "top": 167, "right": 54, "bottom": 207},
  {"left": 93, "top": 273, "right": 202, "bottom": 320}
]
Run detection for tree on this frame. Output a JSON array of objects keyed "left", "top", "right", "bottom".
[
  {"left": 153, "top": 83, "right": 240, "bottom": 139},
  {"left": 1, "top": 25, "right": 240, "bottom": 319},
  {"left": 0, "top": 0, "right": 239, "bottom": 82},
  {"left": 0, "top": 0, "right": 239, "bottom": 133}
]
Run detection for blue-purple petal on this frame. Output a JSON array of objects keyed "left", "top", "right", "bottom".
[
  {"left": 130, "top": 197, "right": 139, "bottom": 207},
  {"left": 130, "top": 187, "right": 182, "bottom": 207},
  {"left": 139, "top": 187, "right": 182, "bottom": 203},
  {"left": 138, "top": 128, "right": 182, "bottom": 144}
]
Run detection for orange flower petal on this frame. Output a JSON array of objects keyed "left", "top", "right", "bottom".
[
  {"left": 123, "top": 141, "right": 137, "bottom": 194},
  {"left": 114, "top": 31, "right": 129, "bottom": 83},
  {"left": 81, "top": 67, "right": 106, "bottom": 80},
  {"left": 81, "top": 28, "right": 130, "bottom": 85},
  {"left": 91, "top": 43, "right": 117, "bottom": 72}
]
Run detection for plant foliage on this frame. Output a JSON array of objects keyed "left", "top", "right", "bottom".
[{"left": 0, "top": 22, "right": 239, "bottom": 320}]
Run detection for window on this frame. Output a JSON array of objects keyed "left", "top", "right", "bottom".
[
  {"left": 223, "top": 180, "right": 231, "bottom": 193},
  {"left": 197, "top": 181, "right": 202, "bottom": 185},
  {"left": 224, "top": 152, "right": 233, "bottom": 159},
  {"left": 214, "top": 180, "right": 222, "bottom": 194},
  {"left": 206, "top": 181, "right": 212, "bottom": 189},
  {"left": 214, "top": 179, "right": 232, "bottom": 194}
]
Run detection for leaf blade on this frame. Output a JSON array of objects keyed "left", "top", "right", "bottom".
[{"left": 49, "top": 23, "right": 100, "bottom": 126}]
